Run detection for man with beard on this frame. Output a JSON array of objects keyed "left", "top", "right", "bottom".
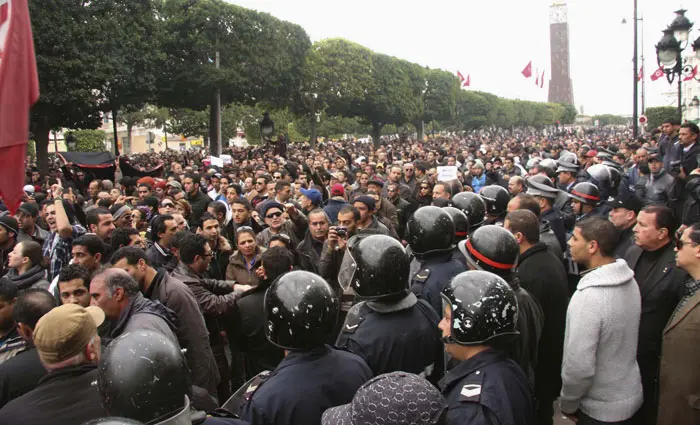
[
  {"left": 296, "top": 209, "right": 329, "bottom": 274},
  {"left": 109, "top": 204, "right": 133, "bottom": 229},
  {"left": 15, "top": 203, "right": 49, "bottom": 246},
  {"left": 197, "top": 212, "right": 231, "bottom": 281}
]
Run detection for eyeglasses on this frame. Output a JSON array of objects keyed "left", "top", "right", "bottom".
[
  {"left": 266, "top": 211, "right": 283, "bottom": 219},
  {"left": 236, "top": 226, "right": 253, "bottom": 233},
  {"left": 255, "top": 182, "right": 265, "bottom": 185},
  {"left": 676, "top": 238, "right": 696, "bottom": 250}
]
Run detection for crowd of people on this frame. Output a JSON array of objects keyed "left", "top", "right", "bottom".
[{"left": 0, "top": 119, "right": 698, "bottom": 425}]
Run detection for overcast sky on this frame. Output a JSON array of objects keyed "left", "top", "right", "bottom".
[{"left": 228, "top": 0, "right": 696, "bottom": 116}]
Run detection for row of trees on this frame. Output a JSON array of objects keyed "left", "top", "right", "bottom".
[{"left": 29, "top": 0, "right": 577, "bottom": 174}]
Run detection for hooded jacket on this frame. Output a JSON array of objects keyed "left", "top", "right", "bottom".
[
  {"left": 560, "top": 259, "right": 643, "bottom": 422},
  {"left": 3, "top": 265, "right": 50, "bottom": 292}
]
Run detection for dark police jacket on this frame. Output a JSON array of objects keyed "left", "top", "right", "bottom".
[
  {"left": 411, "top": 252, "right": 467, "bottom": 315},
  {"left": 440, "top": 349, "right": 533, "bottom": 425},
  {"left": 336, "top": 293, "right": 444, "bottom": 383},
  {"left": 240, "top": 345, "right": 371, "bottom": 425}
]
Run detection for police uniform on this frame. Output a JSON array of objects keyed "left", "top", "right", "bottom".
[
  {"left": 336, "top": 294, "right": 444, "bottom": 383},
  {"left": 411, "top": 253, "right": 467, "bottom": 315},
  {"left": 239, "top": 345, "right": 372, "bottom": 425},
  {"left": 440, "top": 349, "right": 534, "bottom": 425},
  {"left": 542, "top": 208, "right": 567, "bottom": 252}
]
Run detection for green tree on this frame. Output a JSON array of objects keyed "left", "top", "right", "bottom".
[
  {"left": 452, "top": 91, "right": 494, "bottom": 131},
  {"left": 158, "top": 0, "right": 310, "bottom": 154},
  {"left": 645, "top": 106, "right": 677, "bottom": 131},
  {"left": 93, "top": 0, "right": 163, "bottom": 154},
  {"left": 30, "top": 0, "right": 110, "bottom": 175},
  {"left": 559, "top": 103, "right": 578, "bottom": 124},
  {"left": 294, "top": 38, "right": 374, "bottom": 145},
  {"left": 66, "top": 130, "right": 107, "bottom": 152},
  {"left": 412, "top": 68, "right": 458, "bottom": 139},
  {"left": 592, "top": 114, "right": 629, "bottom": 126}
]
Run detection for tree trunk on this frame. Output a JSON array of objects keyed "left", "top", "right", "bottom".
[
  {"left": 209, "top": 93, "right": 221, "bottom": 156},
  {"left": 125, "top": 122, "right": 133, "bottom": 155},
  {"left": 413, "top": 120, "right": 424, "bottom": 141},
  {"left": 111, "top": 108, "right": 120, "bottom": 156},
  {"left": 371, "top": 122, "right": 383, "bottom": 149},
  {"left": 31, "top": 118, "right": 51, "bottom": 177},
  {"left": 309, "top": 115, "right": 317, "bottom": 147}
]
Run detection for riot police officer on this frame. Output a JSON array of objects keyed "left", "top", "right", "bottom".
[
  {"left": 97, "top": 330, "right": 245, "bottom": 425},
  {"left": 439, "top": 270, "right": 534, "bottom": 425},
  {"left": 525, "top": 175, "right": 567, "bottom": 251},
  {"left": 452, "top": 192, "right": 486, "bottom": 232},
  {"left": 336, "top": 235, "right": 444, "bottom": 383},
  {"left": 479, "top": 185, "right": 509, "bottom": 226},
  {"left": 457, "top": 225, "right": 544, "bottom": 386},
  {"left": 443, "top": 206, "right": 470, "bottom": 268},
  {"left": 568, "top": 182, "right": 606, "bottom": 221},
  {"left": 239, "top": 271, "right": 372, "bottom": 425},
  {"left": 407, "top": 206, "right": 467, "bottom": 315}
]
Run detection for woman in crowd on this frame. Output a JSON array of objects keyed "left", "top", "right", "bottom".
[
  {"left": 3, "top": 241, "right": 50, "bottom": 291},
  {"left": 226, "top": 227, "right": 265, "bottom": 287}
]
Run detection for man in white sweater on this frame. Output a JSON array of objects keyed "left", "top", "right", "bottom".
[{"left": 562, "top": 216, "right": 643, "bottom": 424}]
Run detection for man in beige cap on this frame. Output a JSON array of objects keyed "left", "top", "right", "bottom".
[{"left": 0, "top": 303, "right": 107, "bottom": 425}]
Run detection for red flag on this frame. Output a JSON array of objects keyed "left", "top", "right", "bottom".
[
  {"left": 650, "top": 66, "right": 665, "bottom": 81},
  {"left": 535, "top": 68, "right": 539, "bottom": 86},
  {"left": 464, "top": 74, "right": 470, "bottom": 87},
  {"left": 684, "top": 65, "right": 698, "bottom": 81},
  {"left": 637, "top": 66, "right": 643, "bottom": 81},
  {"left": 457, "top": 71, "right": 465, "bottom": 84},
  {"left": 0, "top": 0, "right": 40, "bottom": 214},
  {"left": 540, "top": 70, "right": 545, "bottom": 88},
  {"left": 522, "top": 61, "right": 532, "bottom": 78}
]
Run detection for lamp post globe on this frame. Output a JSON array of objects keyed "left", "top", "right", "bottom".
[
  {"left": 669, "top": 9, "right": 694, "bottom": 43},
  {"left": 656, "top": 28, "right": 681, "bottom": 67}
]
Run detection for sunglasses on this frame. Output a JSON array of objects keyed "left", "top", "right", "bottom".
[
  {"left": 421, "top": 186, "right": 429, "bottom": 190},
  {"left": 236, "top": 226, "right": 253, "bottom": 233},
  {"left": 256, "top": 182, "right": 265, "bottom": 185},
  {"left": 265, "top": 211, "right": 283, "bottom": 219},
  {"left": 161, "top": 203, "right": 174, "bottom": 208}
]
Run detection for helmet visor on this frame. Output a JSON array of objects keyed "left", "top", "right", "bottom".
[{"left": 338, "top": 249, "right": 358, "bottom": 292}]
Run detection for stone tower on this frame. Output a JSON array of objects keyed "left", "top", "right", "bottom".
[{"left": 548, "top": 3, "right": 574, "bottom": 105}]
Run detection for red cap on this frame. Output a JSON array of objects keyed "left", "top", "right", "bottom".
[
  {"left": 585, "top": 150, "right": 598, "bottom": 158},
  {"left": 137, "top": 177, "right": 156, "bottom": 188},
  {"left": 331, "top": 184, "right": 345, "bottom": 196}
]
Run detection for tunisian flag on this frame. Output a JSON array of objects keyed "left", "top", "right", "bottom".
[
  {"left": 464, "top": 74, "right": 470, "bottom": 87},
  {"left": 457, "top": 71, "right": 466, "bottom": 85},
  {"left": 650, "top": 66, "right": 665, "bottom": 81},
  {"left": 0, "top": 0, "right": 39, "bottom": 214},
  {"left": 522, "top": 61, "right": 533, "bottom": 78}
]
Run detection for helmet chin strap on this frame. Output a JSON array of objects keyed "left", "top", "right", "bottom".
[{"left": 441, "top": 335, "right": 457, "bottom": 345}]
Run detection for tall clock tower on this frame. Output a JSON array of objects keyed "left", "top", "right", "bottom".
[{"left": 548, "top": 3, "right": 574, "bottom": 105}]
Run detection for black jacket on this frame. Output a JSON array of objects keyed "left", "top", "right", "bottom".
[
  {"left": 624, "top": 243, "right": 686, "bottom": 416},
  {"left": 2, "top": 265, "right": 50, "bottom": 292},
  {"left": 146, "top": 242, "right": 178, "bottom": 272},
  {"left": 518, "top": 243, "right": 569, "bottom": 399},
  {"left": 230, "top": 283, "right": 284, "bottom": 381},
  {"left": 440, "top": 349, "right": 533, "bottom": 425},
  {"left": 0, "top": 346, "right": 46, "bottom": 408},
  {"left": 0, "top": 365, "right": 106, "bottom": 425},
  {"left": 296, "top": 233, "right": 324, "bottom": 275},
  {"left": 188, "top": 189, "right": 212, "bottom": 228}
]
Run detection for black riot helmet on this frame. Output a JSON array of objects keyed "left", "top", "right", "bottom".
[
  {"left": 568, "top": 182, "right": 601, "bottom": 206},
  {"left": 441, "top": 270, "right": 519, "bottom": 346},
  {"left": 525, "top": 175, "right": 558, "bottom": 200},
  {"left": 443, "top": 207, "right": 470, "bottom": 240},
  {"left": 339, "top": 234, "right": 409, "bottom": 299},
  {"left": 458, "top": 225, "right": 519, "bottom": 277},
  {"left": 265, "top": 270, "right": 339, "bottom": 351},
  {"left": 406, "top": 206, "right": 455, "bottom": 256},
  {"left": 586, "top": 164, "right": 611, "bottom": 186},
  {"left": 451, "top": 192, "right": 486, "bottom": 230},
  {"left": 98, "top": 330, "right": 191, "bottom": 425},
  {"left": 82, "top": 419, "right": 145, "bottom": 425},
  {"left": 479, "top": 185, "right": 510, "bottom": 217}
]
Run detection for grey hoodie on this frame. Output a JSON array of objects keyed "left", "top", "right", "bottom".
[{"left": 560, "top": 259, "right": 643, "bottom": 422}]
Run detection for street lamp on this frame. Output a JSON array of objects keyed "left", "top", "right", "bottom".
[
  {"left": 259, "top": 111, "right": 274, "bottom": 144},
  {"left": 65, "top": 133, "right": 77, "bottom": 151},
  {"left": 656, "top": 9, "right": 695, "bottom": 120},
  {"left": 670, "top": 9, "right": 693, "bottom": 43}
]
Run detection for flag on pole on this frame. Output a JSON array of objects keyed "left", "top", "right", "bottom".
[
  {"left": 637, "top": 66, "right": 643, "bottom": 81},
  {"left": 0, "top": 0, "right": 40, "bottom": 214},
  {"left": 540, "top": 70, "right": 545, "bottom": 88},
  {"left": 457, "top": 71, "right": 466, "bottom": 85},
  {"left": 683, "top": 65, "right": 698, "bottom": 81},
  {"left": 650, "top": 66, "right": 665, "bottom": 81},
  {"left": 522, "top": 61, "right": 532, "bottom": 78},
  {"left": 535, "top": 68, "right": 539, "bottom": 86},
  {"left": 464, "top": 74, "right": 470, "bottom": 87}
]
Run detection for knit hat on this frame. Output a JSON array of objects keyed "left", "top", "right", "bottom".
[
  {"left": 260, "top": 201, "right": 285, "bottom": 219},
  {"left": 353, "top": 196, "right": 376, "bottom": 212},
  {"left": 34, "top": 304, "right": 105, "bottom": 364},
  {"left": 0, "top": 215, "right": 19, "bottom": 236},
  {"left": 322, "top": 372, "right": 446, "bottom": 425}
]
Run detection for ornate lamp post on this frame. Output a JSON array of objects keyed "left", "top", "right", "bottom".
[{"left": 656, "top": 9, "right": 695, "bottom": 120}]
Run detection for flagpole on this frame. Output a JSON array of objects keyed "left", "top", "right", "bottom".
[
  {"left": 641, "top": 15, "right": 646, "bottom": 115},
  {"left": 633, "top": 0, "right": 639, "bottom": 140}
]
